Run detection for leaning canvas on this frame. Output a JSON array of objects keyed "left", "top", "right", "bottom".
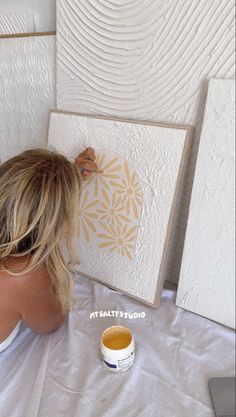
[
  {"left": 0, "top": 33, "right": 55, "bottom": 164},
  {"left": 0, "top": 12, "right": 34, "bottom": 35},
  {"left": 56, "top": 0, "right": 235, "bottom": 287},
  {"left": 48, "top": 112, "right": 192, "bottom": 307},
  {"left": 176, "top": 79, "right": 235, "bottom": 328}
]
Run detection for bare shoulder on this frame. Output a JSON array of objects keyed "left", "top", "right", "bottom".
[
  {"left": 0, "top": 256, "right": 51, "bottom": 296},
  {"left": 0, "top": 256, "right": 65, "bottom": 334}
]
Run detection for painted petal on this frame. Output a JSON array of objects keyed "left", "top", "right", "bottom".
[
  {"left": 99, "top": 222, "right": 115, "bottom": 237},
  {"left": 99, "top": 241, "right": 116, "bottom": 248},
  {"left": 103, "top": 157, "right": 119, "bottom": 171},
  {"left": 126, "top": 236, "right": 136, "bottom": 243},
  {"left": 134, "top": 195, "right": 142, "bottom": 206},
  {"left": 85, "top": 213, "right": 98, "bottom": 219},
  {"left": 122, "top": 223, "right": 128, "bottom": 235},
  {"left": 118, "top": 214, "right": 131, "bottom": 224},
  {"left": 125, "top": 225, "right": 138, "bottom": 238},
  {"left": 81, "top": 190, "right": 89, "bottom": 208},
  {"left": 98, "top": 154, "right": 105, "bottom": 167},
  {"left": 84, "top": 200, "right": 100, "bottom": 209},
  {"left": 121, "top": 179, "right": 127, "bottom": 187},
  {"left": 112, "top": 193, "right": 116, "bottom": 206},
  {"left": 126, "top": 198, "right": 131, "bottom": 216},
  {"left": 109, "top": 181, "right": 124, "bottom": 189},
  {"left": 97, "top": 233, "right": 114, "bottom": 240},
  {"left": 102, "top": 188, "right": 110, "bottom": 205},
  {"left": 131, "top": 172, "right": 136, "bottom": 186},
  {"left": 100, "top": 178, "right": 110, "bottom": 190},
  {"left": 132, "top": 199, "right": 139, "bottom": 219},
  {"left": 106, "top": 164, "right": 122, "bottom": 173},
  {"left": 114, "top": 216, "right": 122, "bottom": 226},
  {"left": 85, "top": 219, "right": 97, "bottom": 233},
  {"left": 110, "top": 246, "right": 117, "bottom": 253},
  {"left": 102, "top": 173, "right": 120, "bottom": 179},
  {"left": 94, "top": 177, "right": 99, "bottom": 196},
  {"left": 124, "top": 162, "right": 131, "bottom": 184},
  {"left": 110, "top": 224, "right": 117, "bottom": 236},
  {"left": 124, "top": 246, "right": 133, "bottom": 260}
]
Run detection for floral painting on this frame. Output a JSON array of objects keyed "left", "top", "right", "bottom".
[
  {"left": 48, "top": 111, "right": 191, "bottom": 307},
  {"left": 77, "top": 151, "right": 143, "bottom": 260}
]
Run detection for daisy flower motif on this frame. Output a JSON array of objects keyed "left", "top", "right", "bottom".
[
  {"left": 97, "top": 188, "right": 131, "bottom": 226},
  {"left": 82, "top": 153, "right": 122, "bottom": 197},
  {"left": 110, "top": 162, "right": 142, "bottom": 220},
  {"left": 77, "top": 190, "right": 99, "bottom": 242},
  {"left": 97, "top": 222, "right": 138, "bottom": 260}
]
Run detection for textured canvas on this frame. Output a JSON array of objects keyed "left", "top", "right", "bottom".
[
  {"left": 56, "top": 0, "right": 235, "bottom": 285},
  {"left": 0, "top": 12, "right": 34, "bottom": 35},
  {"left": 57, "top": 0, "right": 235, "bottom": 124},
  {"left": 0, "top": 34, "right": 56, "bottom": 164},
  {"left": 176, "top": 79, "right": 235, "bottom": 328},
  {"left": 48, "top": 111, "right": 192, "bottom": 307}
]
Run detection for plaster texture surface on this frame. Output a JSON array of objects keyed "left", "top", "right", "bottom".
[
  {"left": 48, "top": 111, "right": 191, "bottom": 306},
  {"left": 176, "top": 79, "right": 235, "bottom": 329}
]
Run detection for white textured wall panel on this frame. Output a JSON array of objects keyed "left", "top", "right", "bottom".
[
  {"left": 0, "top": 0, "right": 56, "bottom": 32},
  {"left": 0, "top": 12, "right": 34, "bottom": 34},
  {"left": 0, "top": 35, "right": 56, "bottom": 163},
  {"left": 48, "top": 112, "right": 191, "bottom": 307},
  {"left": 56, "top": 0, "right": 235, "bottom": 284},
  {"left": 176, "top": 79, "right": 235, "bottom": 329}
]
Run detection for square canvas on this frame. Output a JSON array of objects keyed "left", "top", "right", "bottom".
[
  {"left": 0, "top": 12, "right": 34, "bottom": 35},
  {"left": 56, "top": 0, "right": 235, "bottom": 286},
  {"left": 48, "top": 111, "right": 192, "bottom": 307},
  {"left": 176, "top": 79, "right": 235, "bottom": 328},
  {"left": 0, "top": 34, "right": 56, "bottom": 164}
]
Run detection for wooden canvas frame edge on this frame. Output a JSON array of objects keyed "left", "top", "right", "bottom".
[
  {"left": 47, "top": 110, "right": 194, "bottom": 309},
  {"left": 0, "top": 31, "right": 56, "bottom": 39}
]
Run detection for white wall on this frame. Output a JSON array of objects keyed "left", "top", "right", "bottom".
[{"left": 0, "top": 0, "right": 56, "bottom": 32}]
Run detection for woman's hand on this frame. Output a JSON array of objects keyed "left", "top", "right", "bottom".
[{"left": 74, "top": 147, "right": 97, "bottom": 180}]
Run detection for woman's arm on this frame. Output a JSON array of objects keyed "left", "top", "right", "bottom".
[{"left": 13, "top": 263, "right": 66, "bottom": 334}]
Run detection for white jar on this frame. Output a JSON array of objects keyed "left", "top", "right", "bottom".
[{"left": 100, "top": 325, "right": 135, "bottom": 372}]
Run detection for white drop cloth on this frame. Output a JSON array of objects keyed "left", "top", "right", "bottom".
[{"left": 0, "top": 274, "right": 235, "bottom": 417}]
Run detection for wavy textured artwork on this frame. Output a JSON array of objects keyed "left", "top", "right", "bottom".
[
  {"left": 56, "top": 0, "right": 235, "bottom": 284},
  {"left": 0, "top": 12, "right": 34, "bottom": 35},
  {"left": 48, "top": 111, "right": 192, "bottom": 307},
  {"left": 0, "top": 34, "right": 56, "bottom": 163},
  {"left": 57, "top": 0, "right": 235, "bottom": 125}
]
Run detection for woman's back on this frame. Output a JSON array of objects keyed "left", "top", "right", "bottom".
[
  {"left": 0, "top": 256, "right": 65, "bottom": 344},
  {"left": 0, "top": 257, "right": 26, "bottom": 343},
  {"left": 0, "top": 147, "right": 96, "bottom": 351}
]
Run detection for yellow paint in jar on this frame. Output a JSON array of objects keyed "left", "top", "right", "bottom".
[{"left": 100, "top": 325, "right": 135, "bottom": 372}]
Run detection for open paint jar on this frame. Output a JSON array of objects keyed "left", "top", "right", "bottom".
[{"left": 100, "top": 325, "right": 135, "bottom": 372}]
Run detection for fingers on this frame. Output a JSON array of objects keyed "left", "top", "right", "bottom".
[
  {"left": 74, "top": 147, "right": 98, "bottom": 180},
  {"left": 76, "top": 147, "right": 96, "bottom": 163},
  {"left": 82, "top": 170, "right": 93, "bottom": 178},
  {"left": 80, "top": 160, "right": 98, "bottom": 172}
]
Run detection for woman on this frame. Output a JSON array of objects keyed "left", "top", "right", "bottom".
[{"left": 0, "top": 147, "right": 97, "bottom": 352}]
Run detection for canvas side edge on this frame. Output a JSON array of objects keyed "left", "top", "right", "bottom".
[
  {"left": 50, "top": 109, "right": 193, "bottom": 133},
  {"left": 153, "top": 127, "right": 194, "bottom": 309},
  {"left": 0, "top": 31, "right": 56, "bottom": 40}
]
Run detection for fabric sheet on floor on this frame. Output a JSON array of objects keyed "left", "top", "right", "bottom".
[{"left": 0, "top": 274, "right": 235, "bottom": 417}]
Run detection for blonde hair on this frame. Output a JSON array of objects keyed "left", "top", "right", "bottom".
[{"left": 0, "top": 148, "right": 82, "bottom": 315}]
